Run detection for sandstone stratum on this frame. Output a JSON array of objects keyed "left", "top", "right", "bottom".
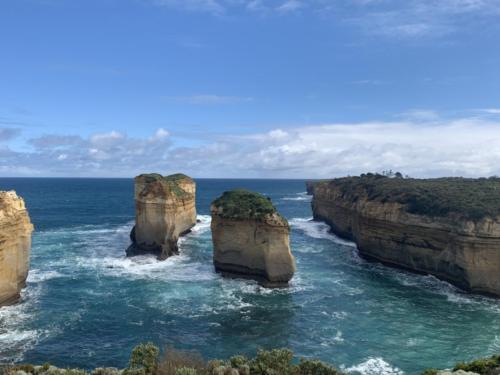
[
  {"left": 308, "top": 174, "right": 500, "bottom": 297},
  {"left": 127, "top": 173, "right": 196, "bottom": 260},
  {"left": 0, "top": 190, "right": 33, "bottom": 306},
  {"left": 211, "top": 189, "right": 296, "bottom": 286}
]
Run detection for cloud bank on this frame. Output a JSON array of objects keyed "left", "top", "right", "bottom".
[{"left": 2, "top": 116, "right": 500, "bottom": 178}]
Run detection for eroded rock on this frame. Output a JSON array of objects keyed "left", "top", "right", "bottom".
[
  {"left": 211, "top": 189, "right": 295, "bottom": 286},
  {"left": 0, "top": 191, "right": 33, "bottom": 306},
  {"left": 126, "top": 173, "right": 196, "bottom": 260}
]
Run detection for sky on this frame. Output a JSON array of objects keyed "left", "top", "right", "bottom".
[{"left": 1, "top": 0, "right": 500, "bottom": 178}]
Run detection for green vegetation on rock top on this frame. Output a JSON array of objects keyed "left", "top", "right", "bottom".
[
  {"left": 136, "top": 173, "right": 193, "bottom": 198},
  {"left": 316, "top": 173, "right": 500, "bottom": 221},
  {"left": 212, "top": 189, "right": 287, "bottom": 224}
]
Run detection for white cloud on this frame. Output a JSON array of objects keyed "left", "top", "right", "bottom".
[
  {"left": 3, "top": 117, "right": 500, "bottom": 178},
  {"left": 277, "top": 0, "right": 303, "bottom": 13}
]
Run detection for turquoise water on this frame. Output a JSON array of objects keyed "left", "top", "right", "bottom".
[{"left": 0, "top": 178, "right": 499, "bottom": 375}]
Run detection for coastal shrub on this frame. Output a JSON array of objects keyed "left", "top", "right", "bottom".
[
  {"left": 156, "top": 347, "right": 205, "bottom": 375},
  {"left": 324, "top": 174, "right": 500, "bottom": 221},
  {"left": 453, "top": 354, "right": 500, "bottom": 374},
  {"left": 128, "top": 342, "right": 159, "bottom": 375},
  {"left": 91, "top": 368, "right": 121, "bottom": 375},
  {"left": 212, "top": 190, "right": 287, "bottom": 225},
  {"left": 419, "top": 370, "right": 438, "bottom": 375},
  {"left": 174, "top": 368, "right": 198, "bottom": 375},
  {"left": 295, "top": 359, "right": 342, "bottom": 375},
  {"left": 249, "top": 348, "right": 294, "bottom": 375}
]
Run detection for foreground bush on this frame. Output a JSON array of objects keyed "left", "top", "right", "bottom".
[{"left": 3, "top": 343, "right": 499, "bottom": 375}]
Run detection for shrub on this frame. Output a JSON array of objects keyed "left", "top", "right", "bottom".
[
  {"left": 317, "top": 174, "right": 500, "bottom": 221},
  {"left": 174, "top": 368, "right": 198, "bottom": 375},
  {"left": 250, "top": 348, "right": 294, "bottom": 375},
  {"left": 128, "top": 342, "right": 159, "bottom": 375},
  {"left": 453, "top": 354, "right": 500, "bottom": 374},
  {"left": 295, "top": 359, "right": 342, "bottom": 375},
  {"left": 156, "top": 347, "right": 205, "bottom": 375},
  {"left": 419, "top": 370, "right": 438, "bottom": 375},
  {"left": 211, "top": 190, "right": 288, "bottom": 225}
]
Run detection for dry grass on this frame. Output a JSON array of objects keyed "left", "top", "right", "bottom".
[{"left": 156, "top": 347, "right": 206, "bottom": 375}]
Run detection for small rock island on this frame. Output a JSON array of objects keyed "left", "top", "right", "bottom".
[
  {"left": 211, "top": 189, "right": 296, "bottom": 286},
  {"left": 0, "top": 191, "right": 33, "bottom": 306},
  {"left": 127, "top": 173, "right": 196, "bottom": 260},
  {"left": 308, "top": 174, "right": 500, "bottom": 297}
]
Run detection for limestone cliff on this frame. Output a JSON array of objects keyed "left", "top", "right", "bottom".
[
  {"left": 0, "top": 191, "right": 33, "bottom": 306},
  {"left": 127, "top": 173, "right": 196, "bottom": 260},
  {"left": 309, "top": 175, "right": 500, "bottom": 297},
  {"left": 211, "top": 189, "right": 296, "bottom": 286}
]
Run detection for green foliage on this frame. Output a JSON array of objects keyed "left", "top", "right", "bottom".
[
  {"left": 128, "top": 342, "right": 160, "bottom": 375},
  {"left": 453, "top": 354, "right": 500, "bottom": 374},
  {"left": 174, "top": 368, "right": 198, "bottom": 375},
  {"left": 419, "top": 369, "right": 438, "bottom": 375},
  {"left": 295, "top": 359, "right": 342, "bottom": 375},
  {"left": 320, "top": 174, "right": 500, "bottom": 221},
  {"left": 136, "top": 173, "right": 193, "bottom": 199},
  {"left": 249, "top": 348, "right": 294, "bottom": 375},
  {"left": 212, "top": 189, "right": 288, "bottom": 225}
]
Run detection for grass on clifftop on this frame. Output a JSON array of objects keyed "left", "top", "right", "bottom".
[
  {"left": 317, "top": 173, "right": 500, "bottom": 221},
  {"left": 136, "top": 173, "right": 193, "bottom": 198},
  {"left": 212, "top": 189, "right": 287, "bottom": 224}
]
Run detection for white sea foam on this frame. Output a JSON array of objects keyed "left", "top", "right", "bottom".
[
  {"left": 282, "top": 192, "right": 312, "bottom": 202},
  {"left": 27, "top": 269, "right": 65, "bottom": 283},
  {"left": 0, "top": 285, "right": 47, "bottom": 362},
  {"left": 345, "top": 358, "right": 404, "bottom": 375},
  {"left": 290, "top": 217, "right": 356, "bottom": 247}
]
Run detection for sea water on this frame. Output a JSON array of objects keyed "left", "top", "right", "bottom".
[{"left": 0, "top": 178, "right": 499, "bottom": 375}]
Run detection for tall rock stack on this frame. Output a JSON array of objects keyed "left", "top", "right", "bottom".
[
  {"left": 126, "top": 173, "right": 197, "bottom": 260},
  {"left": 211, "top": 189, "right": 296, "bottom": 287},
  {"left": 0, "top": 191, "right": 34, "bottom": 306}
]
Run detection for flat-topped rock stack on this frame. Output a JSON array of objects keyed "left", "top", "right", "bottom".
[
  {"left": 211, "top": 189, "right": 296, "bottom": 287},
  {"left": 0, "top": 190, "right": 33, "bottom": 306},
  {"left": 127, "top": 173, "right": 196, "bottom": 260}
]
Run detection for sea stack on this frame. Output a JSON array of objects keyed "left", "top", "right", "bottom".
[
  {"left": 308, "top": 174, "right": 500, "bottom": 297},
  {"left": 126, "top": 173, "right": 196, "bottom": 260},
  {"left": 211, "top": 189, "right": 296, "bottom": 286},
  {"left": 0, "top": 191, "right": 34, "bottom": 306}
]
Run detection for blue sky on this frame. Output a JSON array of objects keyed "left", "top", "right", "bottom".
[{"left": 1, "top": 0, "right": 500, "bottom": 177}]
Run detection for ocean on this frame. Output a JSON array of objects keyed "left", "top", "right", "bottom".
[{"left": 0, "top": 178, "right": 499, "bottom": 375}]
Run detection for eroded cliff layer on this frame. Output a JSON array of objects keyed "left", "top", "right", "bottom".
[
  {"left": 309, "top": 175, "right": 500, "bottom": 296},
  {"left": 127, "top": 173, "right": 196, "bottom": 260},
  {"left": 0, "top": 191, "right": 33, "bottom": 306},
  {"left": 211, "top": 189, "right": 296, "bottom": 286}
]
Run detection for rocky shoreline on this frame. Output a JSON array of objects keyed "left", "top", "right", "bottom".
[{"left": 308, "top": 174, "right": 500, "bottom": 297}]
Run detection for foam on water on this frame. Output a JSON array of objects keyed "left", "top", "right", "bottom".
[
  {"left": 0, "top": 286, "right": 46, "bottom": 362},
  {"left": 345, "top": 358, "right": 405, "bottom": 375},
  {"left": 281, "top": 192, "right": 312, "bottom": 202},
  {"left": 290, "top": 217, "right": 356, "bottom": 247}
]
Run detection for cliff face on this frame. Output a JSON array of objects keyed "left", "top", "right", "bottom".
[
  {"left": 0, "top": 191, "right": 33, "bottom": 306},
  {"left": 211, "top": 190, "right": 296, "bottom": 286},
  {"left": 310, "top": 179, "right": 500, "bottom": 297},
  {"left": 127, "top": 173, "right": 196, "bottom": 260}
]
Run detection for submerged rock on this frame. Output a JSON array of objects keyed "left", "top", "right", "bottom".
[
  {"left": 210, "top": 189, "right": 295, "bottom": 287},
  {"left": 126, "top": 173, "right": 196, "bottom": 260},
  {"left": 309, "top": 175, "right": 500, "bottom": 297},
  {"left": 0, "top": 191, "right": 33, "bottom": 306}
]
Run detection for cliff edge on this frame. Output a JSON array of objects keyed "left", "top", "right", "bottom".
[
  {"left": 309, "top": 174, "right": 500, "bottom": 297},
  {"left": 127, "top": 173, "right": 196, "bottom": 260},
  {"left": 0, "top": 191, "right": 33, "bottom": 306},
  {"left": 211, "top": 189, "right": 296, "bottom": 286}
]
